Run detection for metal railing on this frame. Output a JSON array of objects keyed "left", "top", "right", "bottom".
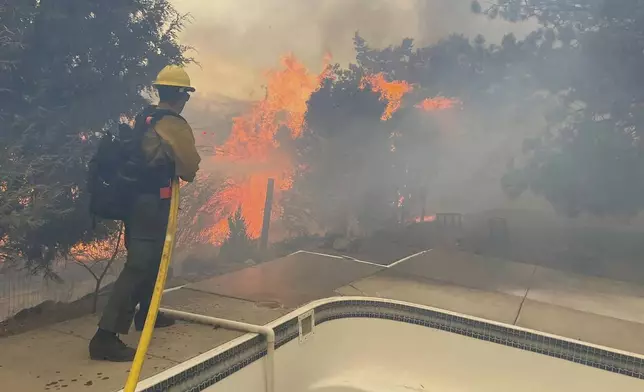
[{"left": 159, "top": 308, "right": 275, "bottom": 392}]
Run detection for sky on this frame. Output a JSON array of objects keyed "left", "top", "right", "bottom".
[{"left": 173, "top": 0, "right": 537, "bottom": 102}]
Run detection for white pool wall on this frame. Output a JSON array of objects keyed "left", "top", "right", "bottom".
[{"left": 134, "top": 297, "right": 644, "bottom": 392}]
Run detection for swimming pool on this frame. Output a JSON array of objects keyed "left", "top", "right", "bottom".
[{"left": 130, "top": 297, "right": 644, "bottom": 392}]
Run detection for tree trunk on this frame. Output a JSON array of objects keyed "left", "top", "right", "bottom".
[{"left": 92, "top": 279, "right": 101, "bottom": 313}]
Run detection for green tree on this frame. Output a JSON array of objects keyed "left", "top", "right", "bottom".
[
  {"left": 479, "top": 0, "right": 644, "bottom": 217},
  {"left": 0, "top": 0, "right": 191, "bottom": 273},
  {"left": 219, "top": 207, "right": 256, "bottom": 263},
  {"left": 296, "top": 31, "right": 543, "bottom": 233},
  {"left": 299, "top": 59, "right": 403, "bottom": 234}
]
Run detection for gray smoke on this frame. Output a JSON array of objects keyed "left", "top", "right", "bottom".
[
  {"left": 174, "top": 0, "right": 536, "bottom": 100},
  {"left": 173, "top": 0, "right": 542, "bottom": 221}
]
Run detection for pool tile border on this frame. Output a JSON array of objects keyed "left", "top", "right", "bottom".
[{"left": 141, "top": 299, "right": 644, "bottom": 392}]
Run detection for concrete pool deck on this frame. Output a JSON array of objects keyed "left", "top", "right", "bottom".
[{"left": 3, "top": 248, "right": 644, "bottom": 391}]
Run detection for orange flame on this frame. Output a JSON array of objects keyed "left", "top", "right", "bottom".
[
  {"left": 414, "top": 215, "right": 437, "bottom": 223},
  {"left": 359, "top": 73, "right": 414, "bottom": 121},
  {"left": 415, "top": 97, "right": 461, "bottom": 111},
  {"left": 190, "top": 57, "right": 460, "bottom": 246},
  {"left": 197, "top": 54, "right": 331, "bottom": 245},
  {"left": 70, "top": 232, "right": 124, "bottom": 263}
]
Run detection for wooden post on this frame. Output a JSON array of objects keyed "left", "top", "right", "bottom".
[
  {"left": 260, "top": 178, "right": 275, "bottom": 250},
  {"left": 400, "top": 200, "right": 407, "bottom": 225},
  {"left": 420, "top": 187, "right": 427, "bottom": 222}
]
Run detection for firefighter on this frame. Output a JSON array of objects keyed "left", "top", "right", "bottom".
[{"left": 89, "top": 65, "right": 201, "bottom": 362}]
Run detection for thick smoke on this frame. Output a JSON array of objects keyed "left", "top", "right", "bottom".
[
  {"left": 175, "top": 0, "right": 536, "bottom": 100},
  {"left": 173, "top": 0, "right": 543, "bottom": 230}
]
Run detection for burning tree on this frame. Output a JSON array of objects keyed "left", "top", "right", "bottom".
[
  {"left": 293, "top": 34, "right": 468, "bottom": 236},
  {"left": 173, "top": 34, "right": 478, "bottom": 247},
  {"left": 298, "top": 62, "right": 403, "bottom": 235},
  {"left": 171, "top": 17, "right": 567, "bottom": 250},
  {"left": 177, "top": 54, "right": 331, "bottom": 247}
]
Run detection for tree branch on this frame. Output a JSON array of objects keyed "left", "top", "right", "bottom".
[
  {"left": 74, "top": 258, "right": 98, "bottom": 281},
  {"left": 97, "top": 223, "right": 124, "bottom": 284}
]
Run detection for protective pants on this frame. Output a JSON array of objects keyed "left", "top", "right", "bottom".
[{"left": 98, "top": 193, "right": 170, "bottom": 334}]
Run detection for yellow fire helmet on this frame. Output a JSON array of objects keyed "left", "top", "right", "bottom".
[{"left": 153, "top": 65, "right": 195, "bottom": 92}]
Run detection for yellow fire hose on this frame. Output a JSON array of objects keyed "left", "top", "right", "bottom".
[{"left": 123, "top": 177, "right": 180, "bottom": 392}]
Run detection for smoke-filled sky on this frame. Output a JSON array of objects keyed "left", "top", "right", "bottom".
[
  {"left": 172, "top": 0, "right": 541, "bottom": 215},
  {"left": 174, "top": 0, "right": 536, "bottom": 101}
]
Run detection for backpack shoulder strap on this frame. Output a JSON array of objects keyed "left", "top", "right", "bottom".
[{"left": 144, "top": 108, "right": 186, "bottom": 128}]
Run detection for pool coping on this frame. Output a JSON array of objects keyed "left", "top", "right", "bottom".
[{"left": 132, "top": 296, "right": 644, "bottom": 392}]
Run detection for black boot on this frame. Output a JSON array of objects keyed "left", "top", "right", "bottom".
[
  {"left": 134, "top": 312, "right": 175, "bottom": 332},
  {"left": 89, "top": 329, "right": 136, "bottom": 362}
]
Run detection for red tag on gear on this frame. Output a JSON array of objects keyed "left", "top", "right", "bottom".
[{"left": 159, "top": 187, "right": 171, "bottom": 199}]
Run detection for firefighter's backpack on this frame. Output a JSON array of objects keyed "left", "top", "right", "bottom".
[{"left": 86, "top": 106, "right": 182, "bottom": 221}]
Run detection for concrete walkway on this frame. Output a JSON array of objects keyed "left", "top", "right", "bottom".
[
  {"left": 0, "top": 290, "right": 291, "bottom": 392},
  {"left": 2, "top": 249, "right": 644, "bottom": 391},
  {"left": 337, "top": 249, "right": 644, "bottom": 354}
]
